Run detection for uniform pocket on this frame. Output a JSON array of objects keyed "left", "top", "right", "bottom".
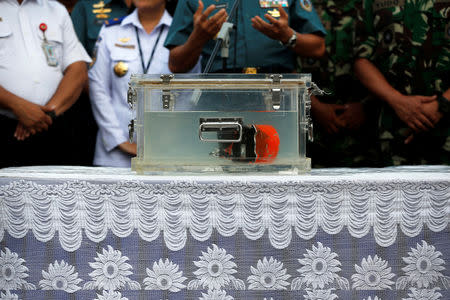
[
  {"left": 36, "top": 25, "right": 64, "bottom": 67},
  {"left": 0, "top": 21, "right": 13, "bottom": 59}
]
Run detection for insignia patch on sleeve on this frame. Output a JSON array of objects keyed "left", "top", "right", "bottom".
[{"left": 300, "top": 0, "right": 313, "bottom": 12}]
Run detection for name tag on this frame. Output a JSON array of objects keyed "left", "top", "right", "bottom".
[
  {"left": 373, "top": 0, "right": 404, "bottom": 11},
  {"left": 259, "top": 0, "right": 289, "bottom": 8},
  {"left": 42, "top": 42, "right": 58, "bottom": 67},
  {"left": 114, "top": 43, "right": 135, "bottom": 49}
]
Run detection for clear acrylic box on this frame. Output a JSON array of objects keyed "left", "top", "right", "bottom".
[{"left": 128, "top": 73, "right": 312, "bottom": 174}]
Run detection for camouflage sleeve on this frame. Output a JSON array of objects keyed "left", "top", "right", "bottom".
[{"left": 354, "top": 0, "right": 377, "bottom": 59}]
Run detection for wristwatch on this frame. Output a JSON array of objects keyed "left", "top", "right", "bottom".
[{"left": 280, "top": 31, "right": 297, "bottom": 48}]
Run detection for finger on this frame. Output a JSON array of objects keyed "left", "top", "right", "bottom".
[
  {"left": 252, "top": 16, "right": 272, "bottom": 32},
  {"left": 209, "top": 9, "right": 227, "bottom": 25},
  {"left": 40, "top": 121, "right": 49, "bottom": 131},
  {"left": 195, "top": 0, "right": 205, "bottom": 18},
  {"left": 404, "top": 134, "right": 414, "bottom": 144},
  {"left": 264, "top": 14, "right": 279, "bottom": 25},
  {"left": 279, "top": 4, "right": 289, "bottom": 20},
  {"left": 202, "top": 4, "right": 217, "bottom": 21},
  {"left": 29, "top": 128, "right": 36, "bottom": 135},
  {"left": 412, "top": 119, "right": 427, "bottom": 132},
  {"left": 44, "top": 114, "right": 53, "bottom": 125},
  {"left": 420, "top": 95, "right": 437, "bottom": 103},
  {"left": 418, "top": 113, "right": 435, "bottom": 129}
]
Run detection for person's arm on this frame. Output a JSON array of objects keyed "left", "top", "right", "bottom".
[
  {"left": 168, "top": 0, "right": 227, "bottom": 73},
  {"left": 251, "top": 5, "right": 325, "bottom": 58},
  {"left": 0, "top": 85, "right": 53, "bottom": 136},
  {"left": 354, "top": 58, "right": 437, "bottom": 132},
  {"left": 45, "top": 61, "right": 87, "bottom": 116}
]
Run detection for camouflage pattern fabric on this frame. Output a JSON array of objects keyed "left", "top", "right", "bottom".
[
  {"left": 355, "top": 0, "right": 450, "bottom": 166},
  {"left": 300, "top": 0, "right": 381, "bottom": 167}
]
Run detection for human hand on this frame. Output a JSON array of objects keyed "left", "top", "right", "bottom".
[
  {"left": 389, "top": 94, "right": 437, "bottom": 132},
  {"left": 404, "top": 99, "right": 442, "bottom": 144},
  {"left": 251, "top": 4, "right": 293, "bottom": 44},
  {"left": 12, "top": 100, "right": 53, "bottom": 135},
  {"left": 118, "top": 142, "right": 137, "bottom": 156},
  {"left": 312, "top": 99, "right": 346, "bottom": 134},
  {"left": 191, "top": 0, "right": 228, "bottom": 45},
  {"left": 14, "top": 123, "right": 31, "bottom": 141},
  {"left": 338, "top": 102, "right": 366, "bottom": 131}
]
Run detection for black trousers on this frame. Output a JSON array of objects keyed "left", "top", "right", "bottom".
[{"left": 1, "top": 114, "right": 70, "bottom": 168}]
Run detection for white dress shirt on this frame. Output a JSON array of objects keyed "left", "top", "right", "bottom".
[
  {"left": 88, "top": 9, "right": 201, "bottom": 168},
  {"left": 0, "top": 0, "right": 91, "bottom": 119}
]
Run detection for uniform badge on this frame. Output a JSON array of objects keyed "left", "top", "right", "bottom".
[
  {"left": 260, "top": 0, "right": 289, "bottom": 8},
  {"left": 119, "top": 37, "right": 131, "bottom": 43},
  {"left": 299, "top": 0, "right": 313, "bottom": 12},
  {"left": 114, "top": 61, "right": 128, "bottom": 77},
  {"left": 268, "top": 9, "right": 281, "bottom": 18},
  {"left": 93, "top": 0, "right": 105, "bottom": 9}
]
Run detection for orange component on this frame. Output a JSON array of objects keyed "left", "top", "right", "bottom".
[{"left": 253, "top": 125, "right": 280, "bottom": 163}]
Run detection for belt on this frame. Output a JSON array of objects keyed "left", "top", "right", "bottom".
[{"left": 213, "top": 66, "right": 294, "bottom": 74}]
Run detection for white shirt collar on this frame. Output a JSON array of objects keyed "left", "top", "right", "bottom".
[{"left": 121, "top": 8, "right": 172, "bottom": 31}]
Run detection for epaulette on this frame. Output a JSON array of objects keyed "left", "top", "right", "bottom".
[{"left": 104, "top": 16, "right": 125, "bottom": 27}]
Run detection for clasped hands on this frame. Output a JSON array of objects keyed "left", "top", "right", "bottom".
[
  {"left": 192, "top": 1, "right": 293, "bottom": 45},
  {"left": 13, "top": 100, "right": 55, "bottom": 141}
]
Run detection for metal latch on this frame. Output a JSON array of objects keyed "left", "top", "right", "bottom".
[
  {"left": 161, "top": 74, "right": 174, "bottom": 110},
  {"left": 270, "top": 74, "right": 283, "bottom": 110},
  {"left": 127, "top": 86, "right": 136, "bottom": 109},
  {"left": 128, "top": 119, "right": 135, "bottom": 143},
  {"left": 305, "top": 82, "right": 328, "bottom": 142},
  {"left": 199, "top": 118, "right": 243, "bottom": 142}
]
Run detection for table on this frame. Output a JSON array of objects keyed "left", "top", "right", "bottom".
[{"left": 0, "top": 166, "right": 449, "bottom": 300}]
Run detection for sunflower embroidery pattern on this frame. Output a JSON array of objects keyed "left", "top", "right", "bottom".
[
  {"left": 39, "top": 260, "right": 82, "bottom": 293},
  {"left": 0, "top": 291, "right": 19, "bottom": 300},
  {"left": 83, "top": 245, "right": 140, "bottom": 291},
  {"left": 247, "top": 257, "right": 291, "bottom": 290},
  {"left": 303, "top": 288, "right": 338, "bottom": 300},
  {"left": 188, "top": 244, "right": 245, "bottom": 290},
  {"left": 352, "top": 255, "right": 395, "bottom": 290},
  {"left": 198, "top": 289, "right": 234, "bottom": 300},
  {"left": 143, "top": 258, "right": 187, "bottom": 292},
  {"left": 94, "top": 290, "right": 129, "bottom": 300},
  {"left": 292, "top": 242, "right": 349, "bottom": 290},
  {"left": 0, "top": 248, "right": 35, "bottom": 291},
  {"left": 403, "top": 287, "right": 442, "bottom": 300},
  {"left": 396, "top": 241, "right": 449, "bottom": 290}
]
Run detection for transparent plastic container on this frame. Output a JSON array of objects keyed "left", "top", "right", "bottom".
[{"left": 128, "top": 73, "right": 312, "bottom": 174}]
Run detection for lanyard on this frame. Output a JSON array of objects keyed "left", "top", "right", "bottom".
[{"left": 135, "top": 25, "right": 164, "bottom": 74}]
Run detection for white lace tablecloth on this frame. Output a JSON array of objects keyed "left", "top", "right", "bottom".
[{"left": 0, "top": 166, "right": 449, "bottom": 300}]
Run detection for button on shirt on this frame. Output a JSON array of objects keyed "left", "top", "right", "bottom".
[
  {"left": 0, "top": 0, "right": 91, "bottom": 119},
  {"left": 88, "top": 9, "right": 201, "bottom": 167},
  {"left": 165, "top": 0, "right": 326, "bottom": 72}
]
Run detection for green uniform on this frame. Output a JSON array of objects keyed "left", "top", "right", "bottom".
[
  {"left": 355, "top": 0, "right": 450, "bottom": 165},
  {"left": 71, "top": 0, "right": 129, "bottom": 55},
  {"left": 164, "top": 0, "right": 326, "bottom": 72},
  {"left": 300, "top": 0, "right": 381, "bottom": 167}
]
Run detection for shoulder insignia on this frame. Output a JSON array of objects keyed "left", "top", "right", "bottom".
[
  {"left": 300, "top": 0, "right": 313, "bottom": 12},
  {"left": 104, "top": 16, "right": 124, "bottom": 27}
]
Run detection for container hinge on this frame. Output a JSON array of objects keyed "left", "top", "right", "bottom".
[
  {"left": 305, "top": 81, "right": 328, "bottom": 142},
  {"left": 270, "top": 74, "right": 283, "bottom": 110},
  {"left": 127, "top": 86, "right": 136, "bottom": 110},
  {"left": 161, "top": 74, "right": 174, "bottom": 110},
  {"left": 128, "top": 119, "right": 135, "bottom": 143}
]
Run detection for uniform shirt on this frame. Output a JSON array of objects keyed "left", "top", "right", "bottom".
[
  {"left": 164, "top": 0, "right": 326, "bottom": 72},
  {"left": 299, "top": 0, "right": 366, "bottom": 103},
  {"left": 71, "top": 0, "right": 129, "bottom": 55},
  {"left": 88, "top": 9, "right": 201, "bottom": 167},
  {"left": 0, "top": 0, "right": 91, "bottom": 119},
  {"left": 354, "top": 0, "right": 449, "bottom": 96}
]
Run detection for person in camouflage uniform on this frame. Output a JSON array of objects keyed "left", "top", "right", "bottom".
[
  {"left": 354, "top": 0, "right": 450, "bottom": 166},
  {"left": 300, "top": 0, "right": 381, "bottom": 167}
]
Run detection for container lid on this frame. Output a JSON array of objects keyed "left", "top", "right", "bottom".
[{"left": 129, "top": 73, "right": 311, "bottom": 89}]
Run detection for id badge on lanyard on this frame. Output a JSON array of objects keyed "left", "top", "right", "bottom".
[{"left": 39, "top": 23, "right": 59, "bottom": 67}]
